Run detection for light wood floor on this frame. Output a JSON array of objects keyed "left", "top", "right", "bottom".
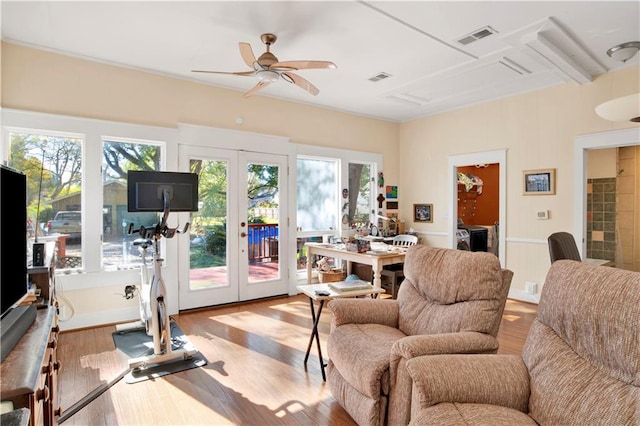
[{"left": 57, "top": 296, "right": 538, "bottom": 425}]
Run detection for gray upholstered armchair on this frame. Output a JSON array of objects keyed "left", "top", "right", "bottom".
[
  {"left": 326, "top": 246, "right": 513, "bottom": 426},
  {"left": 406, "top": 260, "right": 640, "bottom": 425}
]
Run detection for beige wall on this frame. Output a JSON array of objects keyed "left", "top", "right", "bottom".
[
  {"left": 2, "top": 41, "right": 639, "bottom": 315},
  {"left": 1, "top": 42, "right": 399, "bottom": 170},
  {"left": 588, "top": 148, "right": 617, "bottom": 178},
  {"left": 399, "top": 66, "right": 639, "bottom": 298}
]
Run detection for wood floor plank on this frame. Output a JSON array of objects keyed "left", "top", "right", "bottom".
[{"left": 57, "top": 295, "right": 536, "bottom": 425}]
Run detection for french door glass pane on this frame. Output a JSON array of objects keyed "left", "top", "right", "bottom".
[
  {"left": 189, "top": 159, "right": 228, "bottom": 289},
  {"left": 101, "top": 140, "right": 161, "bottom": 270},
  {"left": 247, "top": 162, "right": 280, "bottom": 283},
  {"left": 8, "top": 132, "right": 83, "bottom": 270}
]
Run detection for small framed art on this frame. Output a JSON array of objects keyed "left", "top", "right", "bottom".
[
  {"left": 523, "top": 168, "right": 556, "bottom": 195},
  {"left": 413, "top": 204, "right": 433, "bottom": 223},
  {"left": 386, "top": 185, "right": 398, "bottom": 199}
]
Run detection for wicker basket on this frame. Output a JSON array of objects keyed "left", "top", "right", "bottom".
[{"left": 318, "top": 268, "right": 345, "bottom": 283}]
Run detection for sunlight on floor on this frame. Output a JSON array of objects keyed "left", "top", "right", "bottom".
[
  {"left": 502, "top": 314, "right": 522, "bottom": 322},
  {"left": 505, "top": 302, "right": 538, "bottom": 314}
]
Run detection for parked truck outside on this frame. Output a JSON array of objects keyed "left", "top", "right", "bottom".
[{"left": 47, "top": 211, "right": 82, "bottom": 241}]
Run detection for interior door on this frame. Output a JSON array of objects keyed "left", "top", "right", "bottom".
[{"left": 179, "top": 146, "right": 288, "bottom": 310}]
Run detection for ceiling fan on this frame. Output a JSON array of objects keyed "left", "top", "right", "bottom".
[{"left": 192, "top": 33, "right": 337, "bottom": 98}]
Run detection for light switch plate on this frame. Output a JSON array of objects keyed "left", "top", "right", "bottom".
[{"left": 536, "top": 210, "right": 549, "bottom": 220}]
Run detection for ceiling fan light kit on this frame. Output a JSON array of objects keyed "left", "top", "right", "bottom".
[
  {"left": 258, "top": 70, "right": 280, "bottom": 82},
  {"left": 192, "top": 33, "right": 336, "bottom": 98}
]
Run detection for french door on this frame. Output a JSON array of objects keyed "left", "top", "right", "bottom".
[{"left": 178, "top": 146, "right": 289, "bottom": 310}]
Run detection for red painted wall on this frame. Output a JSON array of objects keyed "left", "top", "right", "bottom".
[{"left": 457, "top": 164, "right": 499, "bottom": 226}]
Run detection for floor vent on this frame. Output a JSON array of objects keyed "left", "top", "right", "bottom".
[
  {"left": 368, "top": 72, "right": 392, "bottom": 82},
  {"left": 456, "top": 26, "right": 498, "bottom": 45}
]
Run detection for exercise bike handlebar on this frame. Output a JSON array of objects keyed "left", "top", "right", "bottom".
[{"left": 127, "top": 188, "right": 190, "bottom": 240}]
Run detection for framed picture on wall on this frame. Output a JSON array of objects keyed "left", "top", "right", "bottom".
[
  {"left": 386, "top": 185, "right": 398, "bottom": 199},
  {"left": 413, "top": 204, "right": 433, "bottom": 223},
  {"left": 523, "top": 168, "right": 556, "bottom": 195}
]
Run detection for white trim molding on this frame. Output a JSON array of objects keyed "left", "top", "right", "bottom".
[{"left": 448, "top": 149, "right": 507, "bottom": 267}]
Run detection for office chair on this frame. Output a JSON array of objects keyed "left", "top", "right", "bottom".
[{"left": 548, "top": 232, "right": 581, "bottom": 263}]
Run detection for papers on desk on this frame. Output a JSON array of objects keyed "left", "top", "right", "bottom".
[{"left": 328, "top": 280, "right": 373, "bottom": 292}]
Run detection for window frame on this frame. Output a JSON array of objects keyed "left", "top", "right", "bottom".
[
  {"left": 295, "top": 143, "right": 382, "bottom": 240},
  {"left": 2, "top": 109, "right": 176, "bottom": 291}
]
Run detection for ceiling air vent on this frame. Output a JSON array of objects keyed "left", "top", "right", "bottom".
[
  {"left": 368, "top": 72, "right": 392, "bottom": 82},
  {"left": 456, "top": 26, "right": 498, "bottom": 46}
]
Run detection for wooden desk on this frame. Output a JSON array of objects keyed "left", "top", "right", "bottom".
[
  {"left": 305, "top": 243, "right": 406, "bottom": 288},
  {"left": 296, "top": 283, "right": 385, "bottom": 381}
]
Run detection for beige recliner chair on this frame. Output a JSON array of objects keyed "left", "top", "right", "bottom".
[
  {"left": 406, "top": 260, "right": 640, "bottom": 425},
  {"left": 326, "top": 246, "right": 513, "bottom": 426}
]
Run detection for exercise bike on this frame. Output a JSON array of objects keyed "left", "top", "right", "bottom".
[{"left": 116, "top": 191, "right": 195, "bottom": 371}]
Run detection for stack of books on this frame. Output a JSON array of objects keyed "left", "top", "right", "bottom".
[{"left": 328, "top": 280, "right": 373, "bottom": 292}]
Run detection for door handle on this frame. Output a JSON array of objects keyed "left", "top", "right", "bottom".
[{"left": 240, "top": 232, "right": 248, "bottom": 238}]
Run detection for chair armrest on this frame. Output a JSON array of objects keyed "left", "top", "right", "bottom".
[
  {"left": 386, "top": 333, "right": 502, "bottom": 426},
  {"left": 406, "top": 354, "right": 530, "bottom": 413},
  {"left": 328, "top": 299, "right": 399, "bottom": 328},
  {"left": 392, "top": 332, "right": 499, "bottom": 360}
]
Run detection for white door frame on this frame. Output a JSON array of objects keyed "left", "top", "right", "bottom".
[
  {"left": 177, "top": 124, "right": 297, "bottom": 311},
  {"left": 573, "top": 128, "right": 640, "bottom": 257},
  {"left": 448, "top": 149, "right": 507, "bottom": 266}
]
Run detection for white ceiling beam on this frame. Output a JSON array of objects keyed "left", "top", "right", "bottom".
[{"left": 521, "top": 32, "right": 593, "bottom": 84}]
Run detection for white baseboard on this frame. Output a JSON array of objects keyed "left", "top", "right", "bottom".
[
  {"left": 57, "top": 306, "right": 139, "bottom": 331},
  {"left": 508, "top": 288, "right": 540, "bottom": 304}
]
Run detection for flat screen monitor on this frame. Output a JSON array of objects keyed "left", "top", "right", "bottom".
[{"left": 127, "top": 171, "right": 199, "bottom": 213}]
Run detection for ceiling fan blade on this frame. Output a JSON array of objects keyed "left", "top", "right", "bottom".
[
  {"left": 282, "top": 72, "right": 319, "bottom": 96},
  {"left": 239, "top": 42, "right": 257, "bottom": 68},
  {"left": 191, "top": 70, "right": 255, "bottom": 76},
  {"left": 243, "top": 81, "right": 270, "bottom": 98},
  {"left": 271, "top": 60, "right": 337, "bottom": 71}
]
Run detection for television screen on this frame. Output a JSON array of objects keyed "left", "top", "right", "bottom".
[
  {"left": 1, "top": 165, "right": 29, "bottom": 318},
  {"left": 127, "top": 171, "right": 199, "bottom": 213}
]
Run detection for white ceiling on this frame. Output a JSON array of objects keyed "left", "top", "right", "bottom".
[{"left": 2, "top": 1, "right": 639, "bottom": 123}]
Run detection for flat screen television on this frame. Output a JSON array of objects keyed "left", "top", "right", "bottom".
[
  {"left": 1, "top": 165, "right": 29, "bottom": 316},
  {"left": 127, "top": 171, "right": 199, "bottom": 213},
  {"left": 1, "top": 165, "right": 36, "bottom": 362}
]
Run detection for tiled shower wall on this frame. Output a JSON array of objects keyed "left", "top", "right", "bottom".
[
  {"left": 586, "top": 177, "right": 616, "bottom": 261},
  {"left": 616, "top": 146, "right": 639, "bottom": 271}
]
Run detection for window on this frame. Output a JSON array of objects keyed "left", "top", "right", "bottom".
[
  {"left": 8, "top": 131, "right": 84, "bottom": 270},
  {"left": 296, "top": 156, "right": 339, "bottom": 233},
  {"left": 295, "top": 151, "right": 379, "bottom": 274},
  {"left": 102, "top": 139, "right": 162, "bottom": 270},
  {"left": 348, "top": 162, "right": 373, "bottom": 228}
]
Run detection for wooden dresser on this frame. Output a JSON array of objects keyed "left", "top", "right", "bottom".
[{"left": 0, "top": 307, "right": 60, "bottom": 426}]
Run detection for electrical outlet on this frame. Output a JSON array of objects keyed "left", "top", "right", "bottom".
[
  {"left": 536, "top": 210, "right": 549, "bottom": 220},
  {"left": 525, "top": 281, "right": 538, "bottom": 295}
]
